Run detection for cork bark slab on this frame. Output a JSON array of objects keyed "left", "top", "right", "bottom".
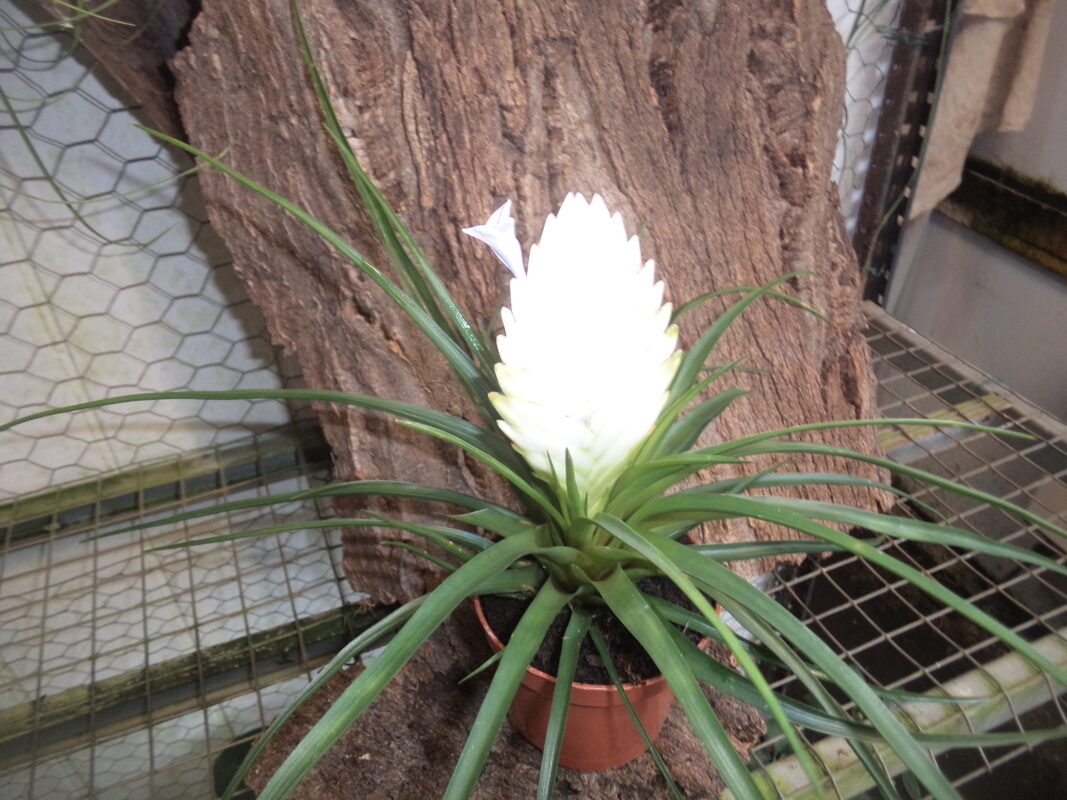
[{"left": 170, "top": 0, "right": 888, "bottom": 600}]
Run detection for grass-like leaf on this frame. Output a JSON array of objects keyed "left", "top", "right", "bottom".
[
  {"left": 381, "top": 541, "right": 459, "bottom": 572},
  {"left": 452, "top": 508, "right": 535, "bottom": 537},
  {"left": 221, "top": 564, "right": 545, "bottom": 800},
  {"left": 593, "top": 569, "right": 763, "bottom": 800},
  {"left": 592, "top": 513, "right": 829, "bottom": 800},
  {"left": 257, "top": 529, "right": 542, "bottom": 800},
  {"left": 726, "top": 438, "right": 1067, "bottom": 541},
  {"left": 669, "top": 272, "right": 808, "bottom": 402},
  {"left": 672, "top": 285, "right": 827, "bottom": 323},
  {"left": 0, "top": 388, "right": 517, "bottom": 468},
  {"left": 87, "top": 480, "right": 516, "bottom": 542},
  {"left": 219, "top": 597, "right": 424, "bottom": 800},
  {"left": 399, "top": 420, "right": 566, "bottom": 528},
  {"left": 140, "top": 127, "right": 500, "bottom": 419},
  {"left": 537, "top": 609, "right": 590, "bottom": 800},
  {"left": 443, "top": 580, "right": 574, "bottom": 800},
  {"left": 743, "top": 497, "right": 1067, "bottom": 579},
  {"left": 641, "top": 494, "right": 1067, "bottom": 688},
  {"left": 654, "top": 534, "right": 1003, "bottom": 800},
  {"left": 287, "top": 0, "right": 497, "bottom": 391},
  {"left": 588, "top": 623, "right": 684, "bottom": 800},
  {"left": 654, "top": 598, "right": 983, "bottom": 707},
  {"left": 685, "top": 470, "right": 945, "bottom": 522}
]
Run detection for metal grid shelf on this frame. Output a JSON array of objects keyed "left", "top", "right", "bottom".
[
  {"left": 748, "top": 304, "right": 1067, "bottom": 798},
  {"left": 0, "top": 419, "right": 367, "bottom": 799}
]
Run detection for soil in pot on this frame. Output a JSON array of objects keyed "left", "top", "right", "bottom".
[{"left": 479, "top": 577, "right": 691, "bottom": 685}]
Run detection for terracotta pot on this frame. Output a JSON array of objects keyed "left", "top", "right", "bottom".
[{"left": 473, "top": 597, "right": 675, "bottom": 771}]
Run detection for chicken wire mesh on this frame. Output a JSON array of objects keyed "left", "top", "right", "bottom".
[
  {"left": 0, "top": 0, "right": 304, "bottom": 502},
  {"left": 829, "top": 0, "right": 903, "bottom": 234}
]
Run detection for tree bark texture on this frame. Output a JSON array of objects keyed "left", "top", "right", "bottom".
[{"left": 170, "top": 0, "right": 888, "bottom": 603}]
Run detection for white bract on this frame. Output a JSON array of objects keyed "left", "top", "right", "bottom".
[{"left": 464, "top": 193, "right": 681, "bottom": 511}]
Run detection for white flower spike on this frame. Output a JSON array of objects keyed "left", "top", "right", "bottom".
[{"left": 464, "top": 193, "right": 682, "bottom": 512}]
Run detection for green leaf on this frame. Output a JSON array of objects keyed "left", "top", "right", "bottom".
[
  {"left": 641, "top": 494, "right": 1067, "bottom": 688},
  {"left": 683, "top": 471, "right": 945, "bottom": 522},
  {"left": 222, "top": 564, "right": 546, "bottom": 800},
  {"left": 139, "top": 127, "right": 500, "bottom": 420},
  {"left": 742, "top": 497, "right": 1067, "bottom": 580},
  {"left": 380, "top": 541, "right": 459, "bottom": 572},
  {"left": 720, "top": 597, "right": 902, "bottom": 800},
  {"left": 537, "top": 609, "right": 590, "bottom": 800},
  {"left": 592, "top": 514, "right": 828, "bottom": 800},
  {"left": 453, "top": 508, "right": 535, "bottom": 538},
  {"left": 257, "top": 529, "right": 543, "bottom": 800},
  {"left": 592, "top": 569, "right": 763, "bottom": 800},
  {"left": 88, "top": 479, "right": 516, "bottom": 542},
  {"left": 443, "top": 580, "right": 574, "bottom": 799},
  {"left": 0, "top": 84, "right": 141, "bottom": 247},
  {"left": 365, "top": 513, "right": 489, "bottom": 558},
  {"left": 219, "top": 597, "right": 424, "bottom": 800},
  {"left": 648, "top": 534, "right": 963, "bottom": 800},
  {"left": 288, "top": 0, "right": 497, "bottom": 389},
  {"left": 399, "top": 420, "right": 566, "bottom": 528},
  {"left": 0, "top": 388, "right": 517, "bottom": 469},
  {"left": 146, "top": 518, "right": 370, "bottom": 551},
  {"left": 669, "top": 272, "right": 807, "bottom": 402},
  {"left": 692, "top": 540, "right": 848, "bottom": 561},
  {"left": 673, "top": 284, "right": 827, "bottom": 323},
  {"left": 606, "top": 453, "right": 745, "bottom": 520},
  {"left": 663, "top": 624, "right": 1066, "bottom": 744},
  {"left": 588, "top": 624, "right": 683, "bottom": 800},
  {"left": 656, "top": 387, "right": 749, "bottom": 457},
  {"left": 655, "top": 597, "right": 980, "bottom": 707},
  {"left": 724, "top": 438, "right": 1067, "bottom": 541},
  {"left": 635, "top": 359, "right": 748, "bottom": 464},
  {"left": 458, "top": 651, "right": 502, "bottom": 685}
]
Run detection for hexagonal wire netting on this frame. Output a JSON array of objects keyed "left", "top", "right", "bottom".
[
  {"left": 829, "top": 0, "right": 901, "bottom": 235},
  {"left": 9, "top": 3, "right": 1061, "bottom": 800},
  {"left": 0, "top": 1, "right": 304, "bottom": 502}
]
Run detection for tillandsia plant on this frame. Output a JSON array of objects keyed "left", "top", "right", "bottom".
[{"left": 4, "top": 4, "right": 1067, "bottom": 800}]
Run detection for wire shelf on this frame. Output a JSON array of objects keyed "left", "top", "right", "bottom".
[
  {"left": 747, "top": 304, "right": 1067, "bottom": 798},
  {"left": 0, "top": 420, "right": 362, "bottom": 799}
]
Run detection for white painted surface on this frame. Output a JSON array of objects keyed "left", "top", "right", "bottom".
[{"left": 889, "top": 213, "right": 1067, "bottom": 420}]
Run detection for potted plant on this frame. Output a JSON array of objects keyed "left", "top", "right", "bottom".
[{"left": 4, "top": 7, "right": 1066, "bottom": 799}]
